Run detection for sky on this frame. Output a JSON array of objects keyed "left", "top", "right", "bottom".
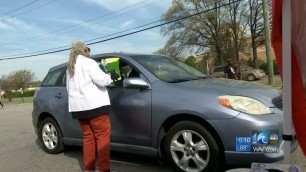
[{"left": 0, "top": 0, "right": 172, "bottom": 80}]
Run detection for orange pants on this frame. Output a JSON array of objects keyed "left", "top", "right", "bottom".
[{"left": 78, "top": 115, "right": 111, "bottom": 172}]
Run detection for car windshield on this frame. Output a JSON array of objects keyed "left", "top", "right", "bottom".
[{"left": 132, "top": 55, "right": 207, "bottom": 83}]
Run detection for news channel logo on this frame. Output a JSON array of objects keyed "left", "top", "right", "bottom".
[
  {"left": 252, "top": 130, "right": 279, "bottom": 145},
  {"left": 252, "top": 130, "right": 280, "bottom": 153}
]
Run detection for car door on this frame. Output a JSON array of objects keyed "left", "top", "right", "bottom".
[
  {"left": 213, "top": 66, "right": 225, "bottom": 78},
  {"left": 101, "top": 57, "right": 152, "bottom": 146},
  {"left": 43, "top": 67, "right": 82, "bottom": 139}
]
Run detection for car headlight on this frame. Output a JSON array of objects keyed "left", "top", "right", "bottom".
[{"left": 218, "top": 95, "right": 273, "bottom": 115}]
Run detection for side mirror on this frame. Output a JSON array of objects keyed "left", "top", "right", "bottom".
[{"left": 123, "top": 78, "right": 150, "bottom": 89}]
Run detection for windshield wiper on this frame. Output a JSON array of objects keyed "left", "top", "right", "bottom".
[
  {"left": 169, "top": 76, "right": 207, "bottom": 83},
  {"left": 194, "top": 76, "right": 208, "bottom": 80},
  {"left": 169, "top": 79, "right": 192, "bottom": 83}
]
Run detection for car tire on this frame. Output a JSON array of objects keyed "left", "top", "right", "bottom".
[
  {"left": 164, "top": 121, "right": 222, "bottom": 172},
  {"left": 247, "top": 74, "right": 256, "bottom": 81},
  {"left": 38, "top": 118, "right": 64, "bottom": 154}
]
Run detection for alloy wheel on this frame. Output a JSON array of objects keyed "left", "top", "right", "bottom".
[
  {"left": 42, "top": 123, "right": 58, "bottom": 150},
  {"left": 170, "top": 130, "right": 210, "bottom": 172}
]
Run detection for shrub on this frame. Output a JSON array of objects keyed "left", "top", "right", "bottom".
[
  {"left": 259, "top": 60, "right": 279, "bottom": 74},
  {"left": 3, "top": 90, "right": 35, "bottom": 99}
]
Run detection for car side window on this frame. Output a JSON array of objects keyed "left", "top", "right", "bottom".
[
  {"left": 61, "top": 72, "right": 66, "bottom": 87},
  {"left": 98, "top": 57, "right": 140, "bottom": 88},
  {"left": 214, "top": 67, "right": 224, "bottom": 72},
  {"left": 41, "top": 68, "right": 66, "bottom": 87}
]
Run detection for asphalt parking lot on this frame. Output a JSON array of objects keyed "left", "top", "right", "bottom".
[
  {"left": 0, "top": 103, "right": 305, "bottom": 172},
  {"left": 0, "top": 103, "right": 172, "bottom": 172}
]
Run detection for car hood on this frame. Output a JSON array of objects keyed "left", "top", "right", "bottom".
[
  {"left": 175, "top": 78, "right": 280, "bottom": 106},
  {"left": 246, "top": 69, "right": 264, "bottom": 73}
]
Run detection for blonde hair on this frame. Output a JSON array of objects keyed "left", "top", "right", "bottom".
[{"left": 68, "top": 41, "right": 87, "bottom": 76}]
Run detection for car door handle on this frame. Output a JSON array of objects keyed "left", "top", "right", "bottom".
[
  {"left": 55, "top": 95, "right": 62, "bottom": 99},
  {"left": 55, "top": 93, "right": 62, "bottom": 99}
]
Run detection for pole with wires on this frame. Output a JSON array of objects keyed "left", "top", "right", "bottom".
[
  {"left": 282, "top": 0, "right": 292, "bottom": 164},
  {"left": 263, "top": 0, "right": 274, "bottom": 85}
]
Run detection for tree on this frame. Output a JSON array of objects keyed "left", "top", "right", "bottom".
[
  {"left": 226, "top": 0, "right": 248, "bottom": 63},
  {"left": 185, "top": 56, "right": 197, "bottom": 68},
  {"left": 0, "top": 75, "right": 12, "bottom": 92},
  {"left": 29, "top": 81, "right": 42, "bottom": 87},
  {"left": 153, "top": 35, "right": 184, "bottom": 58},
  {"left": 246, "top": 0, "right": 265, "bottom": 68},
  {"left": 161, "top": 0, "right": 237, "bottom": 65},
  {"left": 0, "top": 75, "right": 13, "bottom": 101},
  {"left": 7, "top": 70, "right": 35, "bottom": 90}
]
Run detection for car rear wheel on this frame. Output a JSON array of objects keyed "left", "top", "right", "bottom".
[
  {"left": 247, "top": 74, "right": 256, "bottom": 81},
  {"left": 38, "top": 118, "right": 64, "bottom": 154},
  {"left": 164, "top": 121, "right": 222, "bottom": 172}
]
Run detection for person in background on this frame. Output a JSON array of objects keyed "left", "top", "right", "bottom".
[
  {"left": 224, "top": 59, "right": 237, "bottom": 79},
  {"left": 0, "top": 91, "right": 4, "bottom": 109},
  {"left": 235, "top": 62, "right": 241, "bottom": 80},
  {"left": 66, "top": 41, "right": 112, "bottom": 172}
]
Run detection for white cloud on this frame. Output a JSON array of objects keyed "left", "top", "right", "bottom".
[
  {"left": 120, "top": 20, "right": 134, "bottom": 29},
  {"left": 52, "top": 19, "right": 84, "bottom": 25},
  {"left": 45, "top": 18, "right": 118, "bottom": 35},
  {"left": 0, "top": 17, "right": 46, "bottom": 44},
  {"left": 1, "top": 17, "right": 39, "bottom": 32},
  {"left": 0, "top": 0, "right": 172, "bottom": 81},
  {"left": 0, "top": 20, "right": 12, "bottom": 30},
  {"left": 83, "top": 0, "right": 142, "bottom": 11},
  {"left": 156, "top": 0, "right": 172, "bottom": 9},
  {"left": 138, "top": 29, "right": 163, "bottom": 40},
  {"left": 81, "top": 0, "right": 171, "bottom": 19},
  {"left": 83, "top": 0, "right": 171, "bottom": 11}
]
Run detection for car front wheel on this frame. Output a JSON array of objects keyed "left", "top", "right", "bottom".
[
  {"left": 247, "top": 74, "right": 256, "bottom": 81},
  {"left": 164, "top": 121, "right": 222, "bottom": 172},
  {"left": 38, "top": 118, "right": 64, "bottom": 154}
]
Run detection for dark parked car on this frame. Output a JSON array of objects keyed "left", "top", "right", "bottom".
[{"left": 32, "top": 53, "right": 297, "bottom": 172}]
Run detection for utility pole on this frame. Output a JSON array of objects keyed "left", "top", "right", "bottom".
[{"left": 263, "top": 0, "right": 274, "bottom": 85}]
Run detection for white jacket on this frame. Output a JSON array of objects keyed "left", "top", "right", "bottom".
[{"left": 66, "top": 55, "right": 112, "bottom": 112}]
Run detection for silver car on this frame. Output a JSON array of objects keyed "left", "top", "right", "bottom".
[
  {"left": 211, "top": 65, "right": 266, "bottom": 81},
  {"left": 32, "top": 53, "right": 297, "bottom": 172}
]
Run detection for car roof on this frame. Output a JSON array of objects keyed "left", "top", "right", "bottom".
[{"left": 48, "top": 53, "right": 156, "bottom": 72}]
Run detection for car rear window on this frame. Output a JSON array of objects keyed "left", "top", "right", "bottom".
[{"left": 41, "top": 68, "right": 65, "bottom": 87}]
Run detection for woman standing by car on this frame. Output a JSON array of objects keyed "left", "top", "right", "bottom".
[{"left": 66, "top": 41, "right": 112, "bottom": 172}]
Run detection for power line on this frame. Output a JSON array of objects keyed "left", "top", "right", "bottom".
[
  {"left": 0, "top": 0, "right": 151, "bottom": 47},
  {"left": 0, "top": 48, "right": 28, "bottom": 54},
  {"left": 7, "top": 0, "right": 157, "bottom": 47},
  {"left": 0, "top": 0, "right": 242, "bottom": 61},
  {"left": 1, "top": 0, "right": 41, "bottom": 16},
  {"left": 0, "top": 1, "right": 239, "bottom": 60},
  {"left": 0, "top": 0, "right": 157, "bottom": 56},
  {"left": 4, "top": 19, "right": 161, "bottom": 58},
  {"left": 8, "top": 0, "right": 58, "bottom": 18}
]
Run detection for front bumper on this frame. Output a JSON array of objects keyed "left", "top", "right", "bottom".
[
  {"left": 224, "top": 137, "right": 298, "bottom": 165},
  {"left": 254, "top": 73, "right": 265, "bottom": 79},
  {"left": 209, "top": 108, "right": 296, "bottom": 165}
]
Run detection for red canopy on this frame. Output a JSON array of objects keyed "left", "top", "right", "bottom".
[{"left": 272, "top": 0, "right": 306, "bottom": 157}]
